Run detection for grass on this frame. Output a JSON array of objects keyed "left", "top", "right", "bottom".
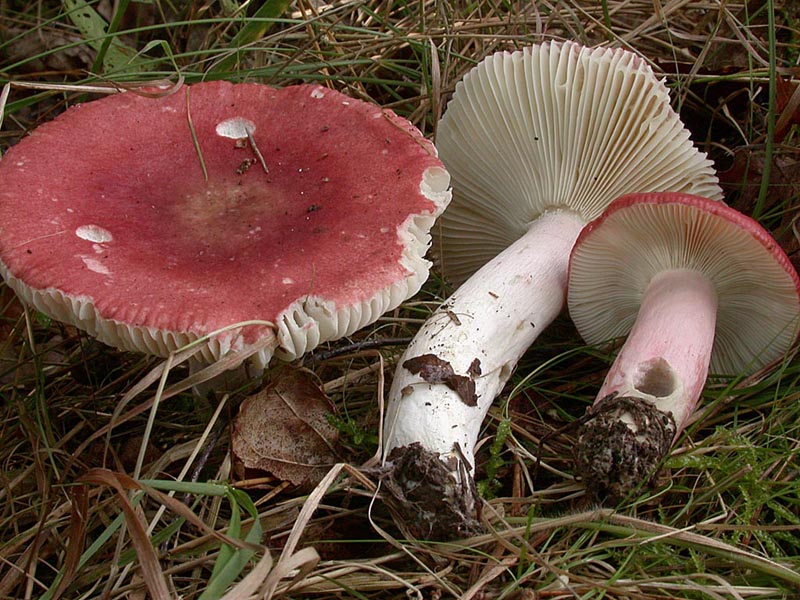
[{"left": 1, "top": 0, "right": 799, "bottom": 598}]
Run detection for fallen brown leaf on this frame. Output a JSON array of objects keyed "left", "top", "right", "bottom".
[{"left": 232, "top": 367, "right": 340, "bottom": 489}]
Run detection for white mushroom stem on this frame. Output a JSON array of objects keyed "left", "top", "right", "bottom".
[
  {"left": 384, "top": 210, "right": 585, "bottom": 472},
  {"left": 595, "top": 269, "right": 718, "bottom": 431}
]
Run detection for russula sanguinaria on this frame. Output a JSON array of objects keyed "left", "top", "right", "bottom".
[
  {"left": 381, "top": 41, "right": 722, "bottom": 540},
  {"left": 0, "top": 82, "right": 450, "bottom": 369},
  {"left": 568, "top": 192, "right": 800, "bottom": 502}
]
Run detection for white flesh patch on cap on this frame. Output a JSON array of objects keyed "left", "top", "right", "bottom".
[
  {"left": 568, "top": 201, "right": 800, "bottom": 375},
  {"left": 80, "top": 256, "right": 111, "bottom": 276},
  {"left": 215, "top": 117, "right": 256, "bottom": 139},
  {"left": 75, "top": 224, "right": 113, "bottom": 243}
]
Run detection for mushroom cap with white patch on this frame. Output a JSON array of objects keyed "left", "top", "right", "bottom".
[
  {"left": 435, "top": 41, "right": 723, "bottom": 284},
  {"left": 568, "top": 192, "right": 800, "bottom": 375},
  {"left": 0, "top": 82, "right": 450, "bottom": 367}
]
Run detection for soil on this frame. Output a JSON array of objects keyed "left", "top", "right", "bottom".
[
  {"left": 574, "top": 394, "right": 677, "bottom": 504},
  {"left": 380, "top": 442, "right": 483, "bottom": 540}
]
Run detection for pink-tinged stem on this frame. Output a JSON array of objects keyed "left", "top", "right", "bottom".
[{"left": 596, "top": 268, "right": 718, "bottom": 432}]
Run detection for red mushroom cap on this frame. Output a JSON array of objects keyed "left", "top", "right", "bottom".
[{"left": 0, "top": 82, "right": 450, "bottom": 366}]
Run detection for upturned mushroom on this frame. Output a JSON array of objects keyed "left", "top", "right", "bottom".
[
  {"left": 568, "top": 192, "right": 800, "bottom": 502},
  {"left": 0, "top": 82, "right": 450, "bottom": 371},
  {"left": 381, "top": 41, "right": 723, "bottom": 539}
]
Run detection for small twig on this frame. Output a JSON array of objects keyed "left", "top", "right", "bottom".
[
  {"left": 246, "top": 129, "right": 269, "bottom": 174},
  {"left": 305, "top": 337, "right": 411, "bottom": 364}
]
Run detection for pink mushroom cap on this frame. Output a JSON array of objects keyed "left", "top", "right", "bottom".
[
  {"left": 0, "top": 82, "right": 450, "bottom": 367},
  {"left": 568, "top": 192, "right": 800, "bottom": 376}
]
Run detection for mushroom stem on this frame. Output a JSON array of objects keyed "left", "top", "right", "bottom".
[
  {"left": 576, "top": 268, "right": 718, "bottom": 501},
  {"left": 381, "top": 209, "right": 585, "bottom": 539},
  {"left": 597, "top": 269, "right": 718, "bottom": 428}
]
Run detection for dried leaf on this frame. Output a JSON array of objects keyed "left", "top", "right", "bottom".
[
  {"left": 719, "top": 150, "right": 800, "bottom": 202},
  {"left": 402, "top": 354, "right": 480, "bottom": 407},
  {"left": 232, "top": 367, "right": 340, "bottom": 489},
  {"left": 467, "top": 358, "right": 482, "bottom": 378}
]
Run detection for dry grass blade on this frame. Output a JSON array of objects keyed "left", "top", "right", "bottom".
[
  {"left": 217, "top": 551, "right": 274, "bottom": 600},
  {"left": 428, "top": 37, "right": 442, "bottom": 135},
  {"left": 459, "top": 556, "right": 517, "bottom": 600},
  {"left": 249, "top": 464, "right": 342, "bottom": 598},
  {"left": 263, "top": 547, "right": 320, "bottom": 598},
  {"left": 500, "top": 509, "right": 800, "bottom": 587},
  {"left": 59, "top": 329, "right": 275, "bottom": 481},
  {"left": 185, "top": 86, "right": 208, "bottom": 182},
  {"left": 0, "top": 83, "right": 10, "bottom": 136},
  {"left": 276, "top": 464, "right": 345, "bottom": 563},
  {"left": 77, "top": 470, "right": 171, "bottom": 600},
  {"left": 49, "top": 485, "right": 89, "bottom": 600},
  {"left": 138, "top": 483, "right": 260, "bottom": 553}
]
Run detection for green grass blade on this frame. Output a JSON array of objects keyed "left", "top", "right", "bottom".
[
  {"left": 62, "top": 0, "right": 144, "bottom": 73},
  {"left": 198, "top": 490, "right": 263, "bottom": 599},
  {"left": 210, "top": 0, "right": 293, "bottom": 73},
  {"left": 754, "top": 0, "right": 777, "bottom": 219}
]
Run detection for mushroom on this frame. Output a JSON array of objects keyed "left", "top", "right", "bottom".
[
  {"left": 381, "top": 41, "right": 723, "bottom": 540},
  {"left": 568, "top": 192, "right": 800, "bottom": 503},
  {"left": 0, "top": 81, "right": 450, "bottom": 372}
]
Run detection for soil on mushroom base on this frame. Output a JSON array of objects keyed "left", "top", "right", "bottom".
[{"left": 574, "top": 394, "right": 677, "bottom": 504}]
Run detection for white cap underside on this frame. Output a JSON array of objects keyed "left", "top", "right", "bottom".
[
  {"left": 436, "top": 41, "right": 723, "bottom": 284},
  {"left": 568, "top": 202, "right": 800, "bottom": 375}
]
